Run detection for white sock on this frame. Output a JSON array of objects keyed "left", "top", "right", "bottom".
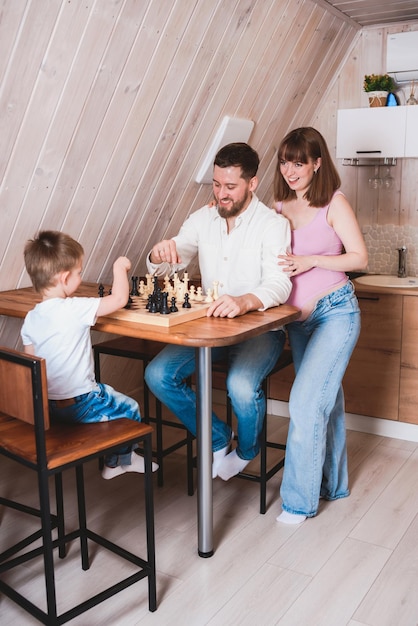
[
  {"left": 123, "top": 451, "right": 159, "bottom": 473},
  {"left": 276, "top": 510, "right": 307, "bottom": 525},
  {"left": 217, "top": 449, "right": 249, "bottom": 481},
  {"left": 212, "top": 432, "right": 234, "bottom": 478}
]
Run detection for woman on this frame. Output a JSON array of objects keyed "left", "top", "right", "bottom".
[{"left": 273, "top": 127, "right": 368, "bottom": 524}]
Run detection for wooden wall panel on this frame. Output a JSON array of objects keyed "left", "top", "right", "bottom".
[{"left": 1, "top": 0, "right": 416, "bottom": 358}]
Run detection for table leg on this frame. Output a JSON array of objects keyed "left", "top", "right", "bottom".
[{"left": 195, "top": 346, "right": 213, "bottom": 557}]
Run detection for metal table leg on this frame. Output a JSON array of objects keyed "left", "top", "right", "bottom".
[{"left": 196, "top": 346, "right": 213, "bottom": 557}]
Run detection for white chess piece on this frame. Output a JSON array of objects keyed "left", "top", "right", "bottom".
[
  {"left": 188, "top": 285, "right": 196, "bottom": 301},
  {"left": 212, "top": 281, "right": 219, "bottom": 300},
  {"left": 145, "top": 274, "right": 153, "bottom": 294},
  {"left": 195, "top": 286, "right": 204, "bottom": 301},
  {"left": 205, "top": 288, "right": 213, "bottom": 303}
]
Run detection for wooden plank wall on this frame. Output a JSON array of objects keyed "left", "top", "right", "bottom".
[
  {"left": 1, "top": 1, "right": 417, "bottom": 358},
  {"left": 0, "top": 0, "right": 360, "bottom": 351}
]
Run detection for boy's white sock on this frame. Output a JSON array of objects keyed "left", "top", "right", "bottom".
[
  {"left": 102, "top": 452, "right": 158, "bottom": 479},
  {"left": 276, "top": 510, "right": 307, "bottom": 525},
  {"left": 123, "top": 451, "right": 159, "bottom": 473},
  {"left": 217, "top": 449, "right": 249, "bottom": 481}
]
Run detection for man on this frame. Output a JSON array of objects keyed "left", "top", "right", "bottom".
[{"left": 145, "top": 142, "right": 291, "bottom": 480}]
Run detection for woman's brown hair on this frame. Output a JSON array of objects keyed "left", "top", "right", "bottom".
[{"left": 273, "top": 127, "right": 341, "bottom": 207}]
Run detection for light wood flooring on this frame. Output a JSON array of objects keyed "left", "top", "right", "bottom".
[{"left": 1, "top": 409, "right": 418, "bottom": 626}]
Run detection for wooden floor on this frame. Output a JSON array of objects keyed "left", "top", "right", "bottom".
[{"left": 1, "top": 410, "right": 418, "bottom": 626}]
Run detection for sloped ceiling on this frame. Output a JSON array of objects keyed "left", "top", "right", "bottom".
[{"left": 324, "top": 1, "right": 418, "bottom": 26}]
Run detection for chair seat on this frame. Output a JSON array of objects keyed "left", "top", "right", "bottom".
[{"left": 0, "top": 414, "right": 153, "bottom": 469}]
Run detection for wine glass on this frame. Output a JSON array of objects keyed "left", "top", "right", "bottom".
[
  {"left": 382, "top": 166, "right": 394, "bottom": 190},
  {"left": 368, "top": 165, "right": 382, "bottom": 189}
]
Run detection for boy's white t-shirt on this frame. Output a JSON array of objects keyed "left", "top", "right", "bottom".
[{"left": 21, "top": 297, "right": 100, "bottom": 400}]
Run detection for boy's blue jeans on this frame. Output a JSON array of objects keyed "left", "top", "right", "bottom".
[
  {"left": 280, "top": 281, "right": 361, "bottom": 517},
  {"left": 49, "top": 383, "right": 141, "bottom": 467},
  {"left": 145, "top": 330, "right": 285, "bottom": 460}
]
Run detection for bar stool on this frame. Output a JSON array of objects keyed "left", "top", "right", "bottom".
[
  {"left": 210, "top": 348, "right": 293, "bottom": 514},
  {"left": 93, "top": 337, "right": 194, "bottom": 494}
]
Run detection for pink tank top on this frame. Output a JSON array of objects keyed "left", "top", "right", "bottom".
[{"left": 275, "top": 196, "right": 347, "bottom": 310}]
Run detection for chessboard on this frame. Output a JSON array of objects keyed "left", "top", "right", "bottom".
[
  {"left": 99, "top": 273, "right": 218, "bottom": 328},
  {"left": 107, "top": 297, "right": 211, "bottom": 327}
]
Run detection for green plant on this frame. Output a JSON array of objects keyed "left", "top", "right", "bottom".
[{"left": 363, "top": 73, "right": 396, "bottom": 92}]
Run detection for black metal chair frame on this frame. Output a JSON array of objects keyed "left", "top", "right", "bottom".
[
  {"left": 93, "top": 337, "right": 194, "bottom": 494},
  {"left": 211, "top": 349, "right": 293, "bottom": 514},
  {"left": 0, "top": 347, "right": 156, "bottom": 624}
]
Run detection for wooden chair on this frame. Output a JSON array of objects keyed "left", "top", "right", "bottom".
[
  {"left": 211, "top": 348, "right": 293, "bottom": 514},
  {"left": 0, "top": 347, "right": 156, "bottom": 624},
  {"left": 93, "top": 337, "right": 194, "bottom": 494}
]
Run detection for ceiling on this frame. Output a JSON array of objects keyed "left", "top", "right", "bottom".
[{"left": 325, "top": 1, "right": 418, "bottom": 27}]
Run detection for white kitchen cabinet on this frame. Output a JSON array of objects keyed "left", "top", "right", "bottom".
[
  {"left": 336, "top": 107, "right": 407, "bottom": 159},
  {"left": 405, "top": 107, "right": 418, "bottom": 158}
]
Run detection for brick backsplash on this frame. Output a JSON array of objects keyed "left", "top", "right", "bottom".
[{"left": 362, "top": 225, "right": 418, "bottom": 277}]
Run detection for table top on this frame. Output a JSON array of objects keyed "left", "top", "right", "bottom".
[{"left": 0, "top": 283, "right": 300, "bottom": 348}]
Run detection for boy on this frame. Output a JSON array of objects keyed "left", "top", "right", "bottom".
[{"left": 21, "top": 230, "right": 158, "bottom": 479}]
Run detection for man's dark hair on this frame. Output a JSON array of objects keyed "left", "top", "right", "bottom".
[{"left": 214, "top": 142, "right": 259, "bottom": 180}]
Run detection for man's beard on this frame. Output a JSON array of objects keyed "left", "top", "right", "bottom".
[{"left": 216, "top": 190, "right": 250, "bottom": 219}]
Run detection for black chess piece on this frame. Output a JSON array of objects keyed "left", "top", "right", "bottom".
[
  {"left": 98, "top": 283, "right": 105, "bottom": 297},
  {"left": 130, "top": 276, "right": 139, "bottom": 296},
  {"left": 160, "top": 292, "right": 171, "bottom": 314},
  {"left": 149, "top": 298, "right": 158, "bottom": 313},
  {"left": 182, "top": 293, "right": 191, "bottom": 308},
  {"left": 124, "top": 296, "right": 133, "bottom": 309},
  {"left": 170, "top": 297, "right": 178, "bottom": 313}
]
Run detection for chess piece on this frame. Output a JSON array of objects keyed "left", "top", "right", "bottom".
[
  {"left": 170, "top": 297, "right": 178, "bottom": 312},
  {"left": 160, "top": 292, "right": 171, "bottom": 314},
  {"left": 188, "top": 285, "right": 196, "bottom": 301},
  {"left": 205, "top": 288, "right": 213, "bottom": 302},
  {"left": 130, "top": 276, "right": 139, "bottom": 296},
  {"left": 98, "top": 283, "right": 105, "bottom": 297},
  {"left": 182, "top": 293, "right": 191, "bottom": 308},
  {"left": 195, "top": 286, "right": 204, "bottom": 301},
  {"left": 212, "top": 281, "right": 219, "bottom": 300}
]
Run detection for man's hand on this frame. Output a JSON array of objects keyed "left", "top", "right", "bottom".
[
  {"left": 206, "top": 293, "right": 262, "bottom": 318},
  {"left": 150, "top": 239, "right": 181, "bottom": 265}
]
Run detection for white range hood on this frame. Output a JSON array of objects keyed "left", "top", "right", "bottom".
[{"left": 387, "top": 31, "right": 418, "bottom": 84}]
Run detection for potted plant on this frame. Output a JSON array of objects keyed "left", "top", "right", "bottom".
[{"left": 363, "top": 74, "right": 396, "bottom": 107}]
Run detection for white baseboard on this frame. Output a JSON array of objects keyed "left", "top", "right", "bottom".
[{"left": 268, "top": 399, "right": 418, "bottom": 443}]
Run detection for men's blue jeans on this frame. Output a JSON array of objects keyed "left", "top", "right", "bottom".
[
  {"left": 280, "top": 281, "right": 360, "bottom": 517},
  {"left": 145, "top": 330, "right": 285, "bottom": 460}
]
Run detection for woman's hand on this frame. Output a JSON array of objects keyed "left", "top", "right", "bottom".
[{"left": 278, "top": 253, "right": 313, "bottom": 276}]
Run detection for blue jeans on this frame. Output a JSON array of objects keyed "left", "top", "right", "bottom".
[
  {"left": 144, "top": 330, "right": 285, "bottom": 460},
  {"left": 280, "top": 281, "right": 360, "bottom": 517},
  {"left": 49, "top": 383, "right": 141, "bottom": 467}
]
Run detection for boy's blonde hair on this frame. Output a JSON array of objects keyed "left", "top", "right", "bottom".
[{"left": 24, "top": 230, "right": 84, "bottom": 293}]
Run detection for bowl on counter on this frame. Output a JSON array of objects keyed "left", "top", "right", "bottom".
[{"left": 354, "top": 274, "right": 418, "bottom": 288}]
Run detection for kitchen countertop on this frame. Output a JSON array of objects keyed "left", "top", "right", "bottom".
[{"left": 353, "top": 277, "right": 418, "bottom": 296}]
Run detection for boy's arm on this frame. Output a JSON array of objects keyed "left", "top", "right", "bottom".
[{"left": 96, "top": 257, "right": 131, "bottom": 316}]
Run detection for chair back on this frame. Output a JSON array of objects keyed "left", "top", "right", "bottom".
[{"left": 0, "top": 347, "right": 50, "bottom": 430}]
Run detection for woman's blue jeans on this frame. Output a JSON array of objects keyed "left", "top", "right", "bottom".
[
  {"left": 280, "top": 281, "right": 360, "bottom": 517},
  {"left": 144, "top": 330, "right": 285, "bottom": 460}
]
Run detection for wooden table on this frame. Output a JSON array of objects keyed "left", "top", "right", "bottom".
[{"left": 0, "top": 283, "right": 300, "bottom": 557}]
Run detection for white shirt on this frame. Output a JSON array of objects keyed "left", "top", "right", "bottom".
[
  {"left": 21, "top": 297, "right": 100, "bottom": 399},
  {"left": 147, "top": 194, "right": 292, "bottom": 310}
]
